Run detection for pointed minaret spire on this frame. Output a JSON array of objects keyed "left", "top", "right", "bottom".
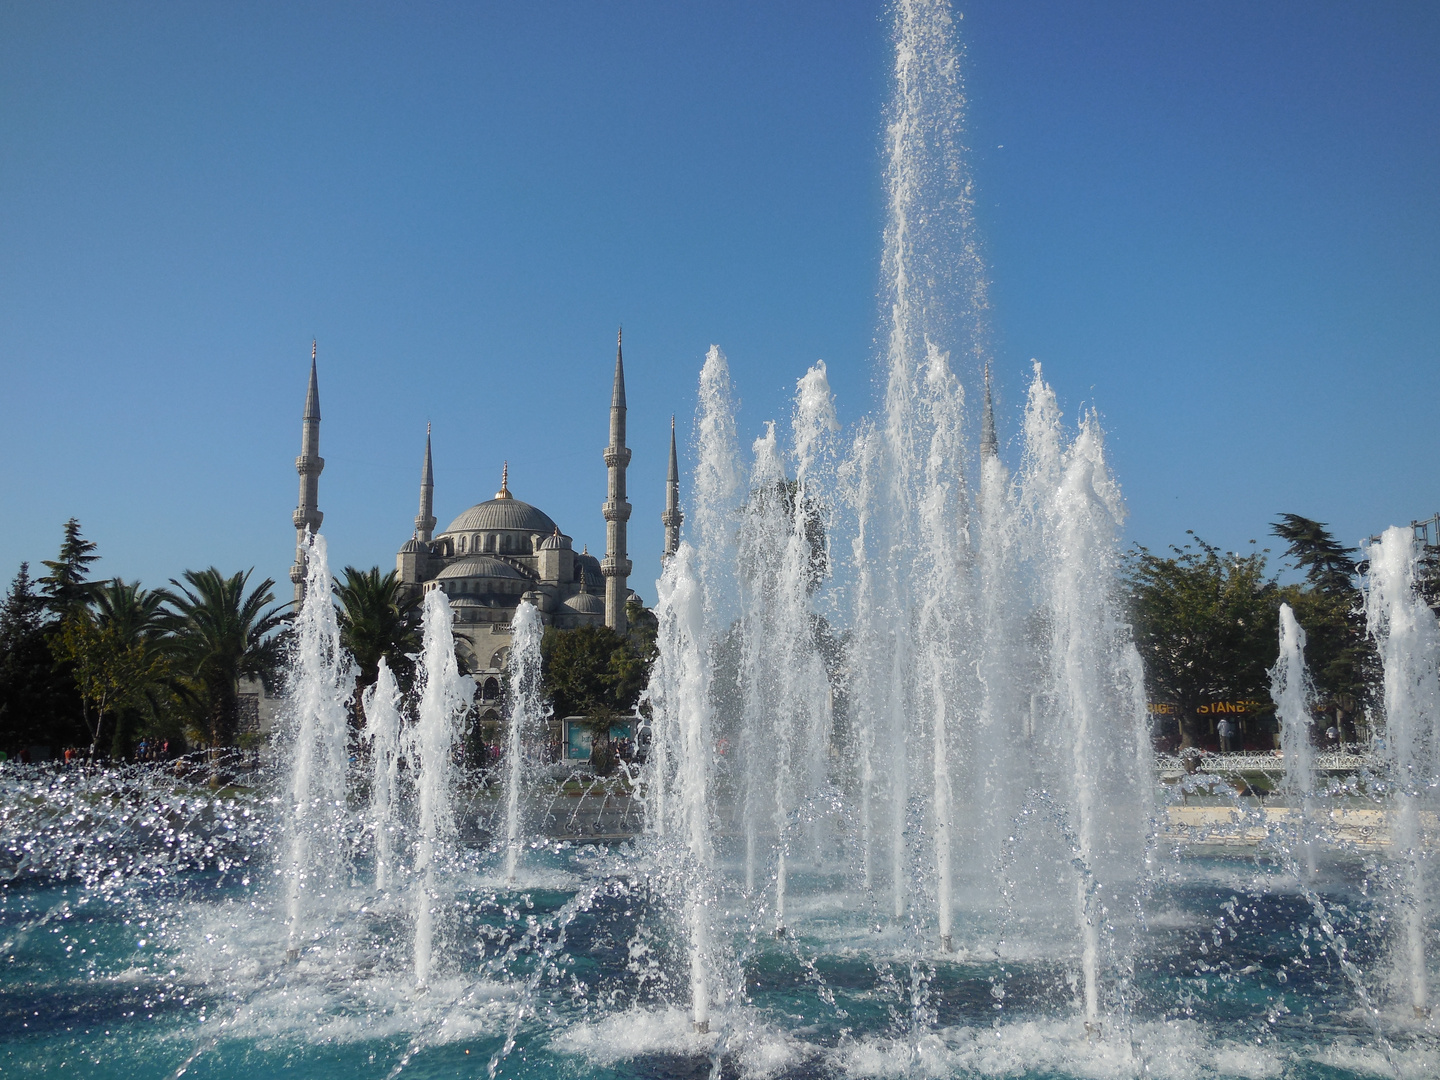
[
  {"left": 662, "top": 415, "right": 683, "bottom": 562},
  {"left": 290, "top": 342, "right": 325, "bottom": 604},
  {"left": 602, "top": 327, "right": 632, "bottom": 633},
  {"left": 414, "top": 423, "right": 437, "bottom": 542},
  {"left": 980, "top": 361, "right": 998, "bottom": 460},
  {"left": 496, "top": 460, "right": 512, "bottom": 500}
]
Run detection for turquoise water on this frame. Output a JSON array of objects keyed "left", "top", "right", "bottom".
[{"left": 2, "top": 768, "right": 1437, "bottom": 1079}]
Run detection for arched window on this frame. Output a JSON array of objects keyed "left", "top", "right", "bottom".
[
  {"left": 458, "top": 534, "right": 467, "bottom": 553},
  {"left": 482, "top": 677, "right": 500, "bottom": 701}
]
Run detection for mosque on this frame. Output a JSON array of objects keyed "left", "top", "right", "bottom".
[{"left": 285, "top": 331, "right": 683, "bottom": 687}]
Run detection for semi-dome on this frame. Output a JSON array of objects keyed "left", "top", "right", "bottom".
[
  {"left": 441, "top": 498, "right": 557, "bottom": 536},
  {"left": 435, "top": 555, "right": 527, "bottom": 581},
  {"left": 564, "top": 591, "right": 606, "bottom": 616}
]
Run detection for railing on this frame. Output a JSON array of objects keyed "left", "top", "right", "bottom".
[{"left": 1156, "top": 750, "right": 1380, "bottom": 776}]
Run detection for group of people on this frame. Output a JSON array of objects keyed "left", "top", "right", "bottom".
[{"left": 1215, "top": 717, "right": 1344, "bottom": 754}]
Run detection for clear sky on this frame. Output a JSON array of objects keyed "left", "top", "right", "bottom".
[{"left": 2, "top": 1, "right": 1436, "bottom": 602}]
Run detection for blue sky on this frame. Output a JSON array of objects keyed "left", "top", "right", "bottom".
[{"left": 1, "top": 1, "right": 1436, "bottom": 601}]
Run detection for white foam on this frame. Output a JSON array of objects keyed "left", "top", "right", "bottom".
[
  {"left": 828, "top": 1019, "right": 1287, "bottom": 1080},
  {"left": 552, "top": 1006, "right": 813, "bottom": 1079}
]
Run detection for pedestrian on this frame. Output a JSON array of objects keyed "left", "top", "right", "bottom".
[{"left": 1217, "top": 717, "right": 1235, "bottom": 754}]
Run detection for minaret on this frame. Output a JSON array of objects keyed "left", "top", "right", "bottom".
[
  {"left": 662, "top": 415, "right": 683, "bottom": 561},
  {"left": 601, "top": 328, "right": 632, "bottom": 634},
  {"left": 290, "top": 341, "right": 324, "bottom": 605},
  {"left": 414, "top": 423, "right": 437, "bottom": 542},
  {"left": 980, "top": 361, "right": 998, "bottom": 460}
]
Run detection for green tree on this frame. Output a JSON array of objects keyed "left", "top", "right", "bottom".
[
  {"left": 91, "top": 579, "right": 174, "bottom": 758},
  {"left": 541, "top": 623, "right": 651, "bottom": 775},
  {"left": 163, "top": 568, "right": 285, "bottom": 751},
  {"left": 0, "top": 563, "right": 83, "bottom": 755},
  {"left": 335, "top": 566, "right": 421, "bottom": 725},
  {"left": 50, "top": 605, "right": 169, "bottom": 758},
  {"left": 1271, "top": 514, "right": 1374, "bottom": 741},
  {"left": 1128, "top": 534, "right": 1281, "bottom": 748},
  {"left": 38, "top": 518, "right": 99, "bottom": 617}
]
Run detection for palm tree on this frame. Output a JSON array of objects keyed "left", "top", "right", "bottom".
[
  {"left": 334, "top": 566, "right": 421, "bottom": 725},
  {"left": 91, "top": 578, "right": 172, "bottom": 758},
  {"left": 163, "top": 568, "right": 285, "bottom": 750}
]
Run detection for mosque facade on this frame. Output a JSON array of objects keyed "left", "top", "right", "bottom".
[{"left": 287, "top": 331, "right": 682, "bottom": 687}]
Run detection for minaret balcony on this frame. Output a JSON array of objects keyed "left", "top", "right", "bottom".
[
  {"left": 603, "top": 446, "right": 632, "bottom": 469},
  {"left": 293, "top": 508, "right": 324, "bottom": 529},
  {"left": 600, "top": 556, "right": 633, "bottom": 578},
  {"left": 602, "top": 500, "right": 632, "bottom": 522},
  {"left": 294, "top": 454, "right": 325, "bottom": 474},
  {"left": 662, "top": 508, "right": 684, "bottom": 527}
]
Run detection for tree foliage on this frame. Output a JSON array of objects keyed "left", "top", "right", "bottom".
[
  {"left": 0, "top": 563, "right": 83, "bottom": 754},
  {"left": 162, "top": 568, "right": 285, "bottom": 749},
  {"left": 540, "top": 623, "right": 652, "bottom": 775},
  {"left": 1127, "top": 534, "right": 1280, "bottom": 746},
  {"left": 334, "top": 566, "right": 421, "bottom": 723},
  {"left": 1271, "top": 514, "right": 1374, "bottom": 738},
  {"left": 38, "top": 518, "right": 99, "bottom": 618},
  {"left": 49, "top": 603, "right": 169, "bottom": 756}
]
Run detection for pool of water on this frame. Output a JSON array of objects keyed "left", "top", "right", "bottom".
[{"left": 3, "top": 787, "right": 1437, "bottom": 1080}]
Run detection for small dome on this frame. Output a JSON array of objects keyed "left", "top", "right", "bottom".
[
  {"left": 564, "top": 591, "right": 606, "bottom": 615},
  {"left": 442, "top": 498, "right": 557, "bottom": 536},
  {"left": 435, "top": 556, "right": 527, "bottom": 581},
  {"left": 399, "top": 537, "right": 426, "bottom": 553},
  {"left": 539, "top": 530, "right": 572, "bottom": 551}
]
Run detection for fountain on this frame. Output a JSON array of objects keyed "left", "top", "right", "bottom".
[
  {"left": 501, "top": 600, "right": 545, "bottom": 884},
  {"left": 409, "top": 586, "right": 473, "bottom": 989},
  {"left": 6, "top": 1, "right": 1440, "bottom": 1076},
  {"left": 1366, "top": 526, "right": 1440, "bottom": 1019},
  {"left": 1272, "top": 602, "right": 1318, "bottom": 878},
  {"left": 282, "top": 532, "right": 355, "bottom": 963},
  {"left": 361, "top": 657, "right": 403, "bottom": 891}
]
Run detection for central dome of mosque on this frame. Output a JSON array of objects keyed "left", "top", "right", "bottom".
[{"left": 440, "top": 497, "right": 557, "bottom": 536}]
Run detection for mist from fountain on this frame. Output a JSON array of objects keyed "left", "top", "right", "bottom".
[
  {"left": 1366, "top": 525, "right": 1440, "bottom": 1017},
  {"left": 410, "top": 587, "right": 473, "bottom": 989},
  {"left": 282, "top": 533, "right": 355, "bottom": 962},
  {"left": 502, "top": 600, "right": 545, "bottom": 884}
]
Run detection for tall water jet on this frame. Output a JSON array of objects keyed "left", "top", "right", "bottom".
[
  {"left": 915, "top": 342, "right": 971, "bottom": 950},
  {"left": 362, "top": 657, "right": 404, "bottom": 891},
  {"left": 1272, "top": 603, "right": 1318, "bottom": 877},
  {"left": 647, "top": 543, "right": 717, "bottom": 1033},
  {"left": 850, "top": 0, "right": 989, "bottom": 932},
  {"left": 502, "top": 601, "right": 545, "bottom": 884},
  {"left": 733, "top": 372, "right": 836, "bottom": 932},
  {"left": 411, "top": 587, "right": 474, "bottom": 989},
  {"left": 1019, "top": 366, "right": 1151, "bottom": 1030},
  {"left": 1365, "top": 526, "right": 1440, "bottom": 1017},
  {"left": 282, "top": 533, "right": 355, "bottom": 962}
]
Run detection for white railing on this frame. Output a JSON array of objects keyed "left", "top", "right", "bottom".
[{"left": 1156, "top": 750, "right": 1380, "bottom": 775}]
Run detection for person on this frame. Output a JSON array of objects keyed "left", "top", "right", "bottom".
[{"left": 1217, "top": 717, "right": 1235, "bottom": 754}]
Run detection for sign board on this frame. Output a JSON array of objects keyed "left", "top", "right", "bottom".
[{"left": 563, "top": 719, "right": 635, "bottom": 761}]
